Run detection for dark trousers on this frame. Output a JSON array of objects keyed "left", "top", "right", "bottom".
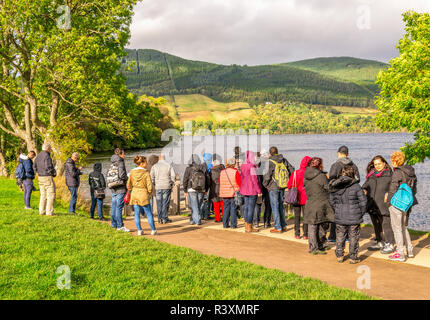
[
  {"left": 244, "top": 195, "right": 257, "bottom": 223},
  {"left": 328, "top": 222, "right": 336, "bottom": 240},
  {"left": 23, "top": 179, "right": 33, "bottom": 208},
  {"left": 370, "top": 213, "right": 395, "bottom": 245},
  {"left": 68, "top": 186, "right": 78, "bottom": 213},
  {"left": 90, "top": 191, "right": 104, "bottom": 219},
  {"left": 293, "top": 205, "right": 308, "bottom": 237},
  {"left": 223, "top": 197, "right": 237, "bottom": 228},
  {"left": 335, "top": 224, "right": 360, "bottom": 260},
  {"left": 308, "top": 223, "right": 326, "bottom": 253}
]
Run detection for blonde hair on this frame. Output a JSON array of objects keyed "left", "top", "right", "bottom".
[{"left": 391, "top": 151, "right": 405, "bottom": 166}]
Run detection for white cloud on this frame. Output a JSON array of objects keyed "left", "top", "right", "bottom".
[{"left": 128, "top": 0, "right": 429, "bottom": 65}]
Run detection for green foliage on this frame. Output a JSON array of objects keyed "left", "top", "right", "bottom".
[
  {"left": 375, "top": 11, "right": 430, "bottom": 164},
  {"left": 122, "top": 49, "right": 385, "bottom": 108},
  {"left": 0, "top": 178, "right": 374, "bottom": 300}
]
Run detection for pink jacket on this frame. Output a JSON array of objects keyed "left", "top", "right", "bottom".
[
  {"left": 287, "top": 156, "right": 311, "bottom": 206},
  {"left": 240, "top": 151, "right": 262, "bottom": 196}
]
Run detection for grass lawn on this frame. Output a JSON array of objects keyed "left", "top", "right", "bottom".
[{"left": 0, "top": 178, "right": 374, "bottom": 300}]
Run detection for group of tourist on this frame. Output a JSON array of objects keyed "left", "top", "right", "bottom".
[{"left": 15, "top": 143, "right": 418, "bottom": 263}]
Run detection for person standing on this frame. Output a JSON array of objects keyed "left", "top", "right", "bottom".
[
  {"left": 65, "top": 152, "right": 83, "bottom": 214},
  {"left": 303, "top": 157, "right": 334, "bottom": 255},
  {"left": 387, "top": 151, "right": 418, "bottom": 262},
  {"left": 127, "top": 156, "right": 157, "bottom": 236},
  {"left": 209, "top": 159, "right": 225, "bottom": 223},
  {"left": 329, "top": 166, "right": 367, "bottom": 264},
  {"left": 19, "top": 151, "right": 36, "bottom": 209},
  {"left": 362, "top": 155, "right": 395, "bottom": 254},
  {"left": 287, "top": 156, "right": 311, "bottom": 239},
  {"left": 147, "top": 154, "right": 159, "bottom": 215},
  {"left": 150, "top": 154, "right": 176, "bottom": 224},
  {"left": 254, "top": 151, "right": 272, "bottom": 228},
  {"left": 262, "top": 146, "right": 295, "bottom": 233},
  {"left": 88, "top": 163, "right": 106, "bottom": 220},
  {"left": 183, "top": 154, "right": 208, "bottom": 225},
  {"left": 240, "top": 151, "right": 262, "bottom": 233},
  {"left": 219, "top": 158, "right": 241, "bottom": 229},
  {"left": 327, "top": 145, "right": 360, "bottom": 242},
  {"left": 34, "top": 143, "right": 57, "bottom": 216},
  {"left": 107, "top": 148, "right": 130, "bottom": 232}
]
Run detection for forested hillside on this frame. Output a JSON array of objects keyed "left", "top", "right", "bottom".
[{"left": 121, "top": 49, "right": 387, "bottom": 108}]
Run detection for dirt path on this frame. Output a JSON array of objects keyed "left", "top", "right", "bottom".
[{"left": 117, "top": 215, "right": 430, "bottom": 300}]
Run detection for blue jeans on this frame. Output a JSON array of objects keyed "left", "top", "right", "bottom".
[
  {"left": 90, "top": 190, "right": 104, "bottom": 219},
  {"left": 269, "top": 190, "right": 286, "bottom": 230},
  {"left": 68, "top": 187, "right": 78, "bottom": 213},
  {"left": 133, "top": 204, "right": 156, "bottom": 231},
  {"left": 244, "top": 195, "right": 257, "bottom": 223},
  {"left": 156, "top": 189, "right": 172, "bottom": 222},
  {"left": 111, "top": 193, "right": 125, "bottom": 229},
  {"left": 222, "top": 197, "right": 237, "bottom": 228},
  {"left": 188, "top": 192, "right": 204, "bottom": 224},
  {"left": 23, "top": 179, "right": 33, "bottom": 208}
]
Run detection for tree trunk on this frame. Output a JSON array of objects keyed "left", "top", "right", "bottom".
[{"left": 0, "top": 133, "right": 8, "bottom": 176}]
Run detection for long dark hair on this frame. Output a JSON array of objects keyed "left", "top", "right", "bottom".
[{"left": 366, "top": 155, "right": 390, "bottom": 174}]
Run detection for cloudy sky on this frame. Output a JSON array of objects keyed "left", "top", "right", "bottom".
[{"left": 129, "top": 0, "right": 429, "bottom": 65}]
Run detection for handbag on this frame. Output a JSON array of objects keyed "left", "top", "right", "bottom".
[
  {"left": 94, "top": 188, "right": 105, "bottom": 199},
  {"left": 284, "top": 171, "right": 299, "bottom": 205},
  {"left": 224, "top": 169, "right": 244, "bottom": 206},
  {"left": 124, "top": 191, "right": 131, "bottom": 204}
]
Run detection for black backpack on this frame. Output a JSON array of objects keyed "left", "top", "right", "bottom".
[{"left": 190, "top": 166, "right": 206, "bottom": 192}]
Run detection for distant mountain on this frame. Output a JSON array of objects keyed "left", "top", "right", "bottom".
[{"left": 121, "top": 49, "right": 387, "bottom": 107}]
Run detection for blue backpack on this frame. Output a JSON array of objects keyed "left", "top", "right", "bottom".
[
  {"left": 390, "top": 183, "right": 414, "bottom": 213},
  {"left": 14, "top": 163, "right": 25, "bottom": 180}
]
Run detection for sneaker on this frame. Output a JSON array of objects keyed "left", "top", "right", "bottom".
[
  {"left": 151, "top": 230, "right": 157, "bottom": 235},
  {"left": 389, "top": 251, "right": 406, "bottom": 262},
  {"left": 119, "top": 226, "right": 130, "bottom": 232},
  {"left": 99, "top": 217, "right": 106, "bottom": 221},
  {"left": 368, "top": 241, "right": 384, "bottom": 251},
  {"left": 349, "top": 259, "right": 359, "bottom": 264},
  {"left": 408, "top": 249, "right": 414, "bottom": 258},
  {"left": 270, "top": 229, "right": 283, "bottom": 233},
  {"left": 381, "top": 244, "right": 394, "bottom": 254},
  {"left": 337, "top": 256, "right": 344, "bottom": 263},
  {"left": 294, "top": 235, "right": 301, "bottom": 240},
  {"left": 137, "top": 230, "right": 143, "bottom": 236},
  {"left": 302, "top": 236, "right": 308, "bottom": 240},
  {"left": 311, "top": 250, "right": 327, "bottom": 255},
  {"left": 282, "top": 227, "right": 287, "bottom": 232},
  {"left": 24, "top": 206, "right": 32, "bottom": 210},
  {"left": 165, "top": 218, "right": 173, "bottom": 223}
]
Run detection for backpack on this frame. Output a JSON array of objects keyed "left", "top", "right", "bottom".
[
  {"left": 270, "top": 159, "right": 289, "bottom": 189},
  {"left": 106, "top": 163, "right": 123, "bottom": 189},
  {"left": 190, "top": 166, "right": 206, "bottom": 192},
  {"left": 15, "top": 163, "right": 25, "bottom": 180},
  {"left": 391, "top": 183, "right": 414, "bottom": 213}
]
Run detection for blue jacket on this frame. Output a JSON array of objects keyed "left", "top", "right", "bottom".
[{"left": 19, "top": 154, "right": 35, "bottom": 180}]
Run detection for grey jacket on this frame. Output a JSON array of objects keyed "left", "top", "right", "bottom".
[
  {"left": 150, "top": 160, "right": 176, "bottom": 190},
  {"left": 109, "top": 154, "right": 128, "bottom": 194},
  {"left": 65, "top": 157, "right": 82, "bottom": 187},
  {"left": 33, "top": 151, "right": 57, "bottom": 177}
]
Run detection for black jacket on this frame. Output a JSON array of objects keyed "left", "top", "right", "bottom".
[
  {"left": 209, "top": 164, "right": 225, "bottom": 202},
  {"left": 329, "top": 176, "right": 367, "bottom": 225},
  {"left": 329, "top": 157, "right": 360, "bottom": 183},
  {"left": 362, "top": 169, "right": 392, "bottom": 216},
  {"left": 183, "top": 154, "right": 209, "bottom": 192},
  {"left": 33, "top": 151, "right": 57, "bottom": 177},
  {"left": 109, "top": 154, "right": 128, "bottom": 194},
  {"left": 262, "top": 154, "right": 295, "bottom": 191},
  {"left": 89, "top": 163, "right": 106, "bottom": 191},
  {"left": 303, "top": 167, "right": 335, "bottom": 225},
  {"left": 65, "top": 157, "right": 83, "bottom": 187},
  {"left": 388, "top": 165, "right": 418, "bottom": 207},
  {"left": 19, "top": 155, "right": 35, "bottom": 180}
]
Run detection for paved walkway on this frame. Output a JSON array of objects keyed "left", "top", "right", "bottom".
[{"left": 115, "top": 215, "right": 430, "bottom": 300}]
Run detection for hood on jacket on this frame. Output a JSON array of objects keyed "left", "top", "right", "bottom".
[
  {"left": 329, "top": 176, "right": 357, "bottom": 194},
  {"left": 338, "top": 157, "right": 353, "bottom": 166},
  {"left": 304, "top": 166, "right": 322, "bottom": 180},
  {"left": 111, "top": 154, "right": 124, "bottom": 164},
  {"left": 269, "top": 154, "right": 284, "bottom": 163},
  {"left": 188, "top": 154, "right": 201, "bottom": 166},
  {"left": 93, "top": 163, "right": 102, "bottom": 172},
  {"left": 300, "top": 156, "right": 311, "bottom": 170},
  {"left": 245, "top": 151, "right": 256, "bottom": 165},
  {"left": 203, "top": 153, "right": 213, "bottom": 172},
  {"left": 19, "top": 154, "right": 28, "bottom": 163},
  {"left": 396, "top": 165, "right": 416, "bottom": 177}
]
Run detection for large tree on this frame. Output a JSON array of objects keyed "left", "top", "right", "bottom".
[
  {"left": 0, "top": 0, "right": 141, "bottom": 172},
  {"left": 375, "top": 11, "right": 430, "bottom": 164}
]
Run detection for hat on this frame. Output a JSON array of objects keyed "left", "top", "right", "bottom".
[
  {"left": 338, "top": 145, "right": 349, "bottom": 155},
  {"left": 227, "top": 157, "right": 236, "bottom": 166}
]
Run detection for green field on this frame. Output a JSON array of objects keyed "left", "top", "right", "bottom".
[{"left": 0, "top": 178, "right": 374, "bottom": 300}]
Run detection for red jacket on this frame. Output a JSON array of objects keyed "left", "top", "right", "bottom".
[{"left": 287, "top": 156, "right": 311, "bottom": 206}]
